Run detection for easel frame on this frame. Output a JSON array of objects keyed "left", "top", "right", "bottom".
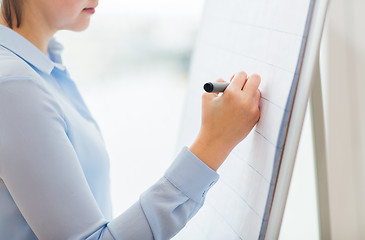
[
  {"left": 264, "top": 0, "right": 330, "bottom": 239},
  {"left": 310, "top": 56, "right": 331, "bottom": 240}
]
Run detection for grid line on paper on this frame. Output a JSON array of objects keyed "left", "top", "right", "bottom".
[
  {"left": 205, "top": 201, "right": 245, "bottom": 240},
  {"left": 205, "top": 43, "right": 295, "bottom": 74},
  {"left": 196, "top": 50, "right": 295, "bottom": 81},
  {"left": 219, "top": 179, "right": 263, "bottom": 219},
  {"left": 228, "top": 19, "right": 303, "bottom": 38},
  {"left": 206, "top": 12, "right": 304, "bottom": 38},
  {"left": 254, "top": 130, "right": 276, "bottom": 148},
  {"left": 260, "top": 97, "right": 284, "bottom": 110},
  {"left": 231, "top": 151, "right": 271, "bottom": 184}
]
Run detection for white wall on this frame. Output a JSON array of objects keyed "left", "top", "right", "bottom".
[{"left": 321, "top": 0, "right": 365, "bottom": 238}]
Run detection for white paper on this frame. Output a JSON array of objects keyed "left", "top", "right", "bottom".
[{"left": 174, "top": 0, "right": 312, "bottom": 239}]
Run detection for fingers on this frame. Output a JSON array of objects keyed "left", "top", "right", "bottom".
[
  {"left": 209, "top": 78, "right": 226, "bottom": 96},
  {"left": 227, "top": 71, "right": 248, "bottom": 91},
  {"left": 208, "top": 73, "right": 260, "bottom": 98},
  {"left": 229, "top": 74, "right": 235, "bottom": 82},
  {"left": 243, "top": 74, "right": 261, "bottom": 98}
]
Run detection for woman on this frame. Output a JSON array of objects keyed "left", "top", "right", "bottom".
[{"left": 0, "top": 0, "right": 261, "bottom": 239}]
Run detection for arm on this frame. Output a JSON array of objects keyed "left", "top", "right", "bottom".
[
  {"left": 108, "top": 147, "right": 218, "bottom": 240},
  {"left": 0, "top": 79, "right": 218, "bottom": 240}
]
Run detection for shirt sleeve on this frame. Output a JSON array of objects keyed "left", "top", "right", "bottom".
[{"left": 0, "top": 78, "right": 219, "bottom": 240}]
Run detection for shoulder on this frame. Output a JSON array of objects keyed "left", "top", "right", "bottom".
[
  {"left": 0, "top": 47, "right": 66, "bottom": 125},
  {"left": 0, "top": 46, "right": 67, "bottom": 130},
  {"left": 0, "top": 45, "right": 41, "bottom": 83},
  {"left": 0, "top": 46, "right": 54, "bottom": 102}
]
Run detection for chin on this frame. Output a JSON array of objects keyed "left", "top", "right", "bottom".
[{"left": 68, "top": 19, "right": 91, "bottom": 32}]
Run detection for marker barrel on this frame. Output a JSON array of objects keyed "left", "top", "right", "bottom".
[{"left": 203, "top": 82, "right": 229, "bottom": 92}]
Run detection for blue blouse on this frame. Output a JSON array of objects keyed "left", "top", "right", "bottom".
[{"left": 0, "top": 24, "right": 219, "bottom": 240}]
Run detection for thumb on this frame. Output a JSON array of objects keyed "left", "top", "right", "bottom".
[
  {"left": 202, "top": 92, "right": 217, "bottom": 102},
  {"left": 215, "top": 78, "right": 228, "bottom": 95}
]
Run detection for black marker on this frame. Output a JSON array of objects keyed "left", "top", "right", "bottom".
[{"left": 203, "top": 82, "right": 230, "bottom": 92}]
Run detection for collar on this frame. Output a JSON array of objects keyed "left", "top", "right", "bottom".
[{"left": 0, "top": 24, "right": 65, "bottom": 75}]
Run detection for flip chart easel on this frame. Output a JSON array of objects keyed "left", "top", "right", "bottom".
[
  {"left": 265, "top": 0, "right": 330, "bottom": 238},
  {"left": 173, "top": 0, "right": 331, "bottom": 239}
]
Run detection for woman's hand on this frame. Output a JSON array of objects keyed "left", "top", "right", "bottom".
[{"left": 189, "top": 71, "right": 261, "bottom": 171}]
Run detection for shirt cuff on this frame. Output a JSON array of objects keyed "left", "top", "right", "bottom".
[{"left": 164, "top": 146, "right": 220, "bottom": 203}]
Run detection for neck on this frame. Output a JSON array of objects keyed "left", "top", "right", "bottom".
[{"left": 0, "top": 6, "right": 55, "bottom": 55}]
